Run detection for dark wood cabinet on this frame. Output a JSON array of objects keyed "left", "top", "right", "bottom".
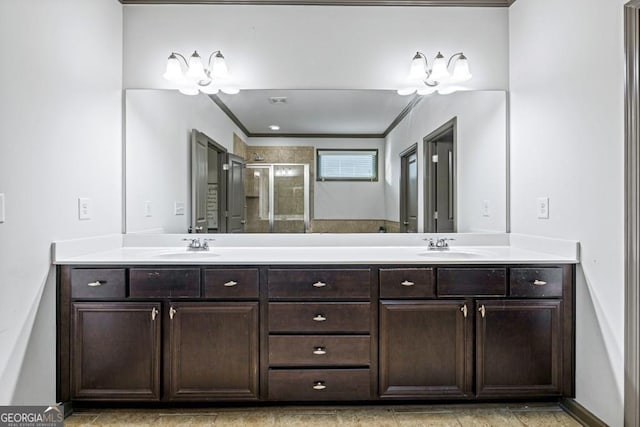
[
  {"left": 379, "top": 300, "right": 471, "bottom": 398},
  {"left": 476, "top": 299, "right": 562, "bottom": 397},
  {"left": 167, "top": 302, "right": 259, "bottom": 400},
  {"left": 71, "top": 302, "right": 161, "bottom": 400}
]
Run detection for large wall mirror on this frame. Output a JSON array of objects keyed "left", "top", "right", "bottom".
[{"left": 125, "top": 89, "right": 506, "bottom": 234}]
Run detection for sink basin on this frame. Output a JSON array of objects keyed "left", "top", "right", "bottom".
[
  {"left": 418, "top": 250, "right": 485, "bottom": 259},
  {"left": 153, "top": 251, "right": 220, "bottom": 259}
]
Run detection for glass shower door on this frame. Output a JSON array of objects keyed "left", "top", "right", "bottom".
[
  {"left": 273, "top": 164, "right": 308, "bottom": 233},
  {"left": 244, "top": 165, "right": 272, "bottom": 233}
]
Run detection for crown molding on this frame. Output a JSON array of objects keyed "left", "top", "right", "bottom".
[{"left": 120, "top": 0, "right": 512, "bottom": 6}]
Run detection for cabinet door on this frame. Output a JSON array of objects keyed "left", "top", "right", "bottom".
[
  {"left": 71, "top": 302, "right": 161, "bottom": 400},
  {"left": 379, "top": 300, "right": 471, "bottom": 398},
  {"left": 476, "top": 300, "right": 562, "bottom": 397},
  {"left": 167, "top": 302, "right": 259, "bottom": 400}
]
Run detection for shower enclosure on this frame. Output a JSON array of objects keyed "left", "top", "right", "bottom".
[{"left": 244, "top": 163, "right": 310, "bottom": 233}]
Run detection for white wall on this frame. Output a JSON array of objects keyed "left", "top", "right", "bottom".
[
  {"left": 123, "top": 5, "right": 509, "bottom": 91},
  {"left": 385, "top": 91, "right": 507, "bottom": 232},
  {"left": 248, "top": 137, "right": 386, "bottom": 219},
  {"left": 126, "top": 90, "right": 247, "bottom": 233},
  {"left": 0, "top": 0, "right": 123, "bottom": 404},
  {"left": 509, "top": 1, "right": 625, "bottom": 425}
]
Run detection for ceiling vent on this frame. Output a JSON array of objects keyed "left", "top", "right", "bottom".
[{"left": 268, "top": 97, "right": 288, "bottom": 104}]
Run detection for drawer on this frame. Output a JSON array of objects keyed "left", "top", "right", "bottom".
[
  {"left": 380, "top": 268, "right": 435, "bottom": 298},
  {"left": 129, "top": 268, "right": 200, "bottom": 298},
  {"left": 438, "top": 268, "right": 507, "bottom": 296},
  {"left": 204, "top": 268, "right": 258, "bottom": 299},
  {"left": 268, "top": 369, "right": 371, "bottom": 400},
  {"left": 71, "top": 269, "right": 126, "bottom": 299},
  {"left": 269, "top": 335, "right": 370, "bottom": 367},
  {"left": 510, "top": 267, "right": 563, "bottom": 297},
  {"left": 268, "top": 269, "right": 370, "bottom": 300},
  {"left": 269, "top": 302, "right": 370, "bottom": 333}
]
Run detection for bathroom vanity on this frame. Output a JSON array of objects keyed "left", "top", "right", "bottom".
[{"left": 55, "top": 235, "right": 577, "bottom": 407}]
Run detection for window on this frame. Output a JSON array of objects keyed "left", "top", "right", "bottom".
[{"left": 316, "top": 149, "right": 378, "bottom": 181}]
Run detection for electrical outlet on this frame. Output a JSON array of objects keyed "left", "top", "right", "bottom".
[
  {"left": 174, "top": 201, "right": 185, "bottom": 216},
  {"left": 481, "top": 200, "right": 490, "bottom": 217},
  {"left": 144, "top": 200, "right": 152, "bottom": 217},
  {"left": 0, "top": 193, "right": 5, "bottom": 223},
  {"left": 537, "top": 197, "right": 549, "bottom": 219},
  {"left": 78, "top": 198, "right": 91, "bottom": 220}
]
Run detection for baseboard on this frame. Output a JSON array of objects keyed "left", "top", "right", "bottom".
[{"left": 560, "top": 398, "right": 607, "bottom": 427}]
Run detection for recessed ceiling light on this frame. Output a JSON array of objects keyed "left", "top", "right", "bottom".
[{"left": 269, "top": 125, "right": 280, "bottom": 131}]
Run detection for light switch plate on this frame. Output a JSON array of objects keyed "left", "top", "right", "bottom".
[
  {"left": 0, "top": 193, "right": 5, "bottom": 223},
  {"left": 78, "top": 198, "right": 91, "bottom": 220},
  {"left": 174, "top": 201, "right": 185, "bottom": 216},
  {"left": 144, "top": 200, "right": 152, "bottom": 217},
  {"left": 481, "top": 200, "right": 490, "bottom": 217},
  {"left": 537, "top": 197, "right": 549, "bottom": 219}
]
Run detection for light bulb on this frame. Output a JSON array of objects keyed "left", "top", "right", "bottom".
[
  {"left": 408, "top": 52, "right": 427, "bottom": 81},
  {"left": 397, "top": 87, "right": 417, "bottom": 96},
  {"left": 186, "top": 51, "right": 207, "bottom": 82},
  {"left": 437, "top": 85, "right": 460, "bottom": 95},
  {"left": 451, "top": 54, "right": 472, "bottom": 82},
  {"left": 178, "top": 86, "right": 199, "bottom": 96},
  {"left": 199, "top": 84, "right": 219, "bottom": 95},
  {"left": 163, "top": 54, "right": 184, "bottom": 82},
  {"left": 220, "top": 86, "right": 240, "bottom": 95},
  {"left": 429, "top": 52, "right": 450, "bottom": 82},
  {"left": 211, "top": 52, "right": 230, "bottom": 79},
  {"left": 417, "top": 86, "right": 437, "bottom": 96}
]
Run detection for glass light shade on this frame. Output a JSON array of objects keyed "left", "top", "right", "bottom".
[
  {"left": 178, "top": 86, "right": 199, "bottom": 96},
  {"left": 429, "top": 52, "right": 450, "bottom": 82},
  {"left": 186, "top": 51, "right": 207, "bottom": 82},
  {"left": 408, "top": 53, "right": 427, "bottom": 80},
  {"left": 163, "top": 54, "right": 184, "bottom": 82},
  {"left": 199, "top": 84, "right": 219, "bottom": 95},
  {"left": 437, "top": 85, "right": 459, "bottom": 95},
  {"left": 211, "top": 52, "right": 230, "bottom": 79},
  {"left": 397, "top": 87, "right": 417, "bottom": 96},
  {"left": 220, "top": 86, "right": 240, "bottom": 95},
  {"left": 451, "top": 55, "right": 472, "bottom": 82},
  {"left": 417, "top": 86, "right": 437, "bottom": 96}
]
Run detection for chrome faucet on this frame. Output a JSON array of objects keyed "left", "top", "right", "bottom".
[
  {"left": 425, "top": 237, "right": 455, "bottom": 250},
  {"left": 182, "top": 237, "right": 214, "bottom": 251}
]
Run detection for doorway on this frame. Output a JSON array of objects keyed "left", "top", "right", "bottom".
[
  {"left": 424, "top": 118, "right": 457, "bottom": 233},
  {"left": 400, "top": 144, "right": 418, "bottom": 233}
]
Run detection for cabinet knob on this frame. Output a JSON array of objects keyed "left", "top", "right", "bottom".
[
  {"left": 312, "top": 281, "right": 327, "bottom": 288},
  {"left": 169, "top": 306, "right": 177, "bottom": 320},
  {"left": 313, "top": 347, "right": 327, "bottom": 355},
  {"left": 400, "top": 280, "right": 415, "bottom": 287},
  {"left": 478, "top": 305, "right": 486, "bottom": 318},
  {"left": 312, "top": 381, "right": 326, "bottom": 390},
  {"left": 461, "top": 304, "right": 468, "bottom": 318},
  {"left": 87, "top": 281, "right": 104, "bottom": 287},
  {"left": 151, "top": 307, "right": 158, "bottom": 321},
  {"left": 533, "top": 279, "right": 547, "bottom": 286},
  {"left": 313, "top": 314, "right": 327, "bottom": 322},
  {"left": 223, "top": 280, "right": 238, "bottom": 287}
]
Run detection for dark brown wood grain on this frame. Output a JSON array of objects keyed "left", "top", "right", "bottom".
[
  {"left": 71, "top": 268, "right": 126, "bottom": 299},
  {"left": 510, "top": 267, "right": 563, "bottom": 298},
  {"left": 379, "top": 268, "right": 435, "bottom": 298},
  {"left": 437, "top": 268, "right": 507, "bottom": 296},
  {"left": 268, "top": 302, "right": 371, "bottom": 333},
  {"left": 268, "top": 269, "right": 371, "bottom": 300},
  {"left": 268, "top": 369, "right": 371, "bottom": 400},
  {"left": 269, "top": 335, "right": 371, "bottom": 367},
  {"left": 204, "top": 268, "right": 259, "bottom": 299},
  {"left": 129, "top": 268, "right": 200, "bottom": 298}
]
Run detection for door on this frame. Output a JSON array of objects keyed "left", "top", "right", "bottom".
[
  {"left": 191, "top": 131, "right": 209, "bottom": 233},
  {"left": 400, "top": 145, "right": 418, "bottom": 233},
  {"left": 71, "top": 302, "right": 161, "bottom": 400},
  {"left": 379, "top": 300, "right": 471, "bottom": 398},
  {"left": 424, "top": 120, "right": 456, "bottom": 233},
  {"left": 226, "top": 154, "right": 246, "bottom": 233},
  {"left": 167, "top": 302, "right": 259, "bottom": 400},
  {"left": 476, "top": 299, "right": 562, "bottom": 397}
]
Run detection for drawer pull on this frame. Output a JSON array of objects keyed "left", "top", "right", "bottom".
[
  {"left": 151, "top": 307, "right": 158, "bottom": 321},
  {"left": 313, "top": 314, "right": 327, "bottom": 322},
  {"left": 169, "top": 306, "right": 177, "bottom": 320},
  {"left": 313, "top": 347, "right": 327, "bottom": 355},
  {"left": 401, "top": 280, "right": 415, "bottom": 287},
  {"left": 223, "top": 280, "right": 238, "bottom": 287},
  {"left": 533, "top": 280, "right": 547, "bottom": 286},
  {"left": 313, "top": 381, "right": 326, "bottom": 390},
  {"left": 312, "top": 281, "right": 327, "bottom": 288},
  {"left": 147, "top": 271, "right": 161, "bottom": 278},
  {"left": 479, "top": 304, "right": 486, "bottom": 318},
  {"left": 461, "top": 304, "right": 468, "bottom": 318},
  {"left": 87, "top": 281, "right": 104, "bottom": 287}
]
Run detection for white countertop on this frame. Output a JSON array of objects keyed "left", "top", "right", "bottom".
[{"left": 52, "top": 233, "right": 579, "bottom": 265}]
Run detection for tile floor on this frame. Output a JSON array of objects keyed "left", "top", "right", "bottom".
[{"left": 64, "top": 403, "right": 583, "bottom": 426}]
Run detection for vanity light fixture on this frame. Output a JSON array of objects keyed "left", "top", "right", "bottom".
[
  {"left": 163, "top": 50, "right": 239, "bottom": 96},
  {"left": 397, "top": 51, "right": 472, "bottom": 96}
]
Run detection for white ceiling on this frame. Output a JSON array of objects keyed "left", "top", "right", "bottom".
[{"left": 215, "top": 89, "right": 416, "bottom": 135}]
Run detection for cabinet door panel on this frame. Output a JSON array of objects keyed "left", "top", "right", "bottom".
[
  {"left": 71, "top": 302, "right": 161, "bottom": 400},
  {"left": 476, "top": 300, "right": 562, "bottom": 397},
  {"left": 168, "top": 302, "right": 259, "bottom": 400},
  {"left": 379, "top": 300, "right": 471, "bottom": 398}
]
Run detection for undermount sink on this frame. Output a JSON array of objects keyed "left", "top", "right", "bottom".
[
  {"left": 152, "top": 251, "right": 220, "bottom": 259},
  {"left": 418, "top": 250, "right": 485, "bottom": 259}
]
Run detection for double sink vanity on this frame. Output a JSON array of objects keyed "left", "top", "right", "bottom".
[{"left": 54, "top": 233, "right": 578, "bottom": 408}]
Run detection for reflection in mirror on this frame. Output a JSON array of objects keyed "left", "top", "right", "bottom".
[{"left": 125, "top": 89, "right": 506, "bottom": 234}]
